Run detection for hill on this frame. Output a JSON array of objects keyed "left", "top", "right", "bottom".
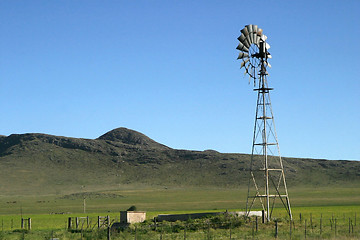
[{"left": 0, "top": 127, "right": 359, "bottom": 196}]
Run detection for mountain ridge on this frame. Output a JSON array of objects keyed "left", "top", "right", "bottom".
[{"left": 0, "top": 127, "right": 359, "bottom": 196}]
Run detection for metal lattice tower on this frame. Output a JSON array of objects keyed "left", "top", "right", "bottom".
[{"left": 236, "top": 24, "right": 292, "bottom": 222}]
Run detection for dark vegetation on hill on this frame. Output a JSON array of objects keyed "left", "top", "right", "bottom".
[{"left": 0, "top": 127, "right": 359, "bottom": 196}]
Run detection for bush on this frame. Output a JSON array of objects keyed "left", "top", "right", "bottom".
[{"left": 127, "top": 205, "right": 137, "bottom": 211}]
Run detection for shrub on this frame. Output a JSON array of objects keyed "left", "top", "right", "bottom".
[{"left": 127, "top": 205, "right": 137, "bottom": 211}]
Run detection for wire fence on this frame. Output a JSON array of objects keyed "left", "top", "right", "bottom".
[{"left": 0, "top": 213, "right": 359, "bottom": 239}]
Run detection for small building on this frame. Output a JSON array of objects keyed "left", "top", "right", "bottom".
[{"left": 120, "top": 211, "right": 146, "bottom": 224}]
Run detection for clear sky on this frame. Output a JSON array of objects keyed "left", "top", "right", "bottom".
[{"left": 1, "top": 0, "right": 359, "bottom": 161}]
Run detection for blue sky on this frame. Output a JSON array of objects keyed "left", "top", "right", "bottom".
[{"left": 1, "top": 0, "right": 359, "bottom": 160}]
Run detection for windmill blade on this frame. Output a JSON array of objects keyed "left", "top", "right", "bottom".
[
  {"left": 236, "top": 42, "right": 249, "bottom": 52},
  {"left": 267, "top": 53, "right": 272, "bottom": 59},
  {"left": 265, "top": 61, "right": 272, "bottom": 68},
  {"left": 265, "top": 42, "right": 271, "bottom": 50},
  {"left": 252, "top": 25, "right": 258, "bottom": 34},
  {"left": 257, "top": 28, "right": 263, "bottom": 36},
  {"left": 260, "top": 34, "right": 267, "bottom": 41},
  {"left": 238, "top": 34, "right": 250, "bottom": 48},
  {"left": 254, "top": 34, "right": 260, "bottom": 46},
  {"left": 237, "top": 52, "right": 249, "bottom": 59},
  {"left": 249, "top": 31, "right": 253, "bottom": 44},
  {"left": 237, "top": 34, "right": 246, "bottom": 43},
  {"left": 240, "top": 58, "right": 250, "bottom": 68},
  {"left": 246, "top": 34, "right": 252, "bottom": 46},
  {"left": 246, "top": 25, "right": 253, "bottom": 34},
  {"left": 244, "top": 65, "right": 250, "bottom": 76},
  {"left": 252, "top": 33, "right": 257, "bottom": 45},
  {"left": 241, "top": 27, "right": 249, "bottom": 36}
]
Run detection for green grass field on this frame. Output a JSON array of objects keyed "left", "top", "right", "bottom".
[
  {"left": 0, "top": 187, "right": 359, "bottom": 227},
  {"left": 0, "top": 186, "right": 359, "bottom": 239},
  {"left": 1, "top": 186, "right": 359, "bottom": 214}
]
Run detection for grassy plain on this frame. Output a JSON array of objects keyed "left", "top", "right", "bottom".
[
  {"left": 0, "top": 186, "right": 359, "bottom": 230},
  {"left": 1, "top": 186, "right": 359, "bottom": 215}
]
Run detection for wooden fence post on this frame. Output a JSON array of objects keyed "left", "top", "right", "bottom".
[
  {"left": 304, "top": 219, "right": 307, "bottom": 239},
  {"left": 28, "top": 218, "right": 31, "bottom": 230},
  {"left": 21, "top": 218, "right": 24, "bottom": 229},
  {"left": 68, "top": 217, "right": 72, "bottom": 229},
  {"left": 355, "top": 213, "right": 357, "bottom": 226},
  {"left": 184, "top": 224, "right": 186, "bottom": 240},
  {"left": 262, "top": 210, "right": 265, "bottom": 223},
  {"left": 207, "top": 222, "right": 210, "bottom": 240},
  {"left": 256, "top": 216, "right": 258, "bottom": 232},
  {"left": 107, "top": 227, "right": 111, "bottom": 240},
  {"left": 330, "top": 219, "right": 333, "bottom": 230},
  {"left": 252, "top": 221, "right": 255, "bottom": 238},
  {"left": 160, "top": 224, "right": 163, "bottom": 240},
  {"left": 320, "top": 218, "right": 322, "bottom": 235},
  {"left": 229, "top": 221, "right": 232, "bottom": 240},
  {"left": 275, "top": 221, "right": 278, "bottom": 238}
]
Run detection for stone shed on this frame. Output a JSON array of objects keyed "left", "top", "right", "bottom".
[{"left": 120, "top": 211, "right": 146, "bottom": 224}]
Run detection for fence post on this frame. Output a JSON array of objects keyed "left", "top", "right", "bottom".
[
  {"left": 349, "top": 218, "right": 351, "bottom": 234},
  {"left": 108, "top": 226, "right": 111, "bottom": 240},
  {"left": 289, "top": 220, "right": 292, "bottom": 239},
  {"left": 160, "top": 224, "right": 163, "bottom": 240},
  {"left": 207, "top": 222, "right": 210, "bottom": 240},
  {"left": 252, "top": 221, "right": 255, "bottom": 238},
  {"left": 21, "top": 218, "right": 24, "bottom": 229},
  {"left": 275, "top": 221, "right": 278, "bottom": 238},
  {"left": 229, "top": 221, "right": 232, "bottom": 240},
  {"left": 320, "top": 217, "right": 322, "bottom": 235},
  {"left": 184, "top": 224, "right": 186, "bottom": 240},
  {"left": 134, "top": 225, "right": 137, "bottom": 240},
  {"left": 262, "top": 210, "right": 265, "bottom": 223},
  {"left": 335, "top": 218, "right": 337, "bottom": 236},
  {"left": 68, "top": 217, "right": 72, "bottom": 229},
  {"left": 310, "top": 213, "right": 313, "bottom": 231},
  {"left": 330, "top": 219, "right": 333, "bottom": 230},
  {"left": 304, "top": 219, "right": 307, "bottom": 239},
  {"left": 256, "top": 216, "right": 258, "bottom": 232},
  {"left": 299, "top": 213, "right": 302, "bottom": 224},
  {"left": 28, "top": 218, "right": 31, "bottom": 230},
  {"left": 98, "top": 216, "right": 100, "bottom": 229}
]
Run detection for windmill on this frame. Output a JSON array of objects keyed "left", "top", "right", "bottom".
[{"left": 236, "top": 24, "right": 292, "bottom": 222}]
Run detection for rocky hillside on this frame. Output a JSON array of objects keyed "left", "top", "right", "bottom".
[{"left": 0, "top": 127, "right": 359, "bottom": 196}]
